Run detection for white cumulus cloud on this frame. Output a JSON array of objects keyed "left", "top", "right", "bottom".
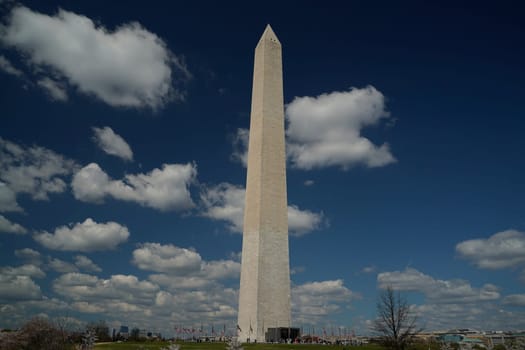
[
  {"left": 34, "top": 218, "right": 129, "bottom": 252},
  {"left": 132, "top": 243, "right": 203, "bottom": 274},
  {"left": 230, "top": 128, "right": 249, "bottom": 167},
  {"left": 0, "top": 297, "right": 72, "bottom": 330},
  {"left": 52, "top": 273, "right": 162, "bottom": 318},
  {"left": 286, "top": 86, "right": 396, "bottom": 170},
  {"left": 37, "top": 77, "right": 68, "bottom": 101},
  {"left": 0, "top": 264, "right": 46, "bottom": 279},
  {"left": 456, "top": 229, "right": 525, "bottom": 269},
  {"left": 132, "top": 242, "right": 240, "bottom": 289},
  {"left": 148, "top": 258, "right": 241, "bottom": 291},
  {"left": 0, "top": 6, "right": 190, "bottom": 109},
  {"left": 0, "top": 182, "right": 23, "bottom": 213},
  {"left": 0, "top": 55, "right": 23, "bottom": 76},
  {"left": 92, "top": 126, "right": 133, "bottom": 161},
  {"left": 153, "top": 288, "right": 238, "bottom": 323},
  {"left": 74, "top": 255, "right": 102, "bottom": 272},
  {"left": 292, "top": 279, "right": 359, "bottom": 324},
  {"left": 503, "top": 294, "right": 525, "bottom": 306},
  {"left": 412, "top": 301, "right": 525, "bottom": 331},
  {"left": 53, "top": 272, "right": 159, "bottom": 306},
  {"left": 0, "top": 275, "right": 42, "bottom": 301},
  {"left": 14, "top": 248, "right": 42, "bottom": 264},
  {"left": 72, "top": 162, "right": 196, "bottom": 211},
  {"left": 0, "top": 214, "right": 27, "bottom": 234},
  {"left": 287, "top": 205, "right": 324, "bottom": 236},
  {"left": 201, "top": 259, "right": 240, "bottom": 280},
  {"left": 47, "top": 257, "right": 78, "bottom": 273},
  {"left": 200, "top": 183, "right": 245, "bottom": 232},
  {"left": 200, "top": 183, "right": 324, "bottom": 235},
  {"left": 0, "top": 138, "right": 78, "bottom": 206},
  {"left": 377, "top": 267, "right": 500, "bottom": 304},
  {"left": 71, "top": 301, "right": 104, "bottom": 314},
  {"left": 374, "top": 268, "right": 519, "bottom": 330}
]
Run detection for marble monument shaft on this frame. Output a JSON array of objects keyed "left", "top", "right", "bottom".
[{"left": 237, "top": 25, "right": 291, "bottom": 343}]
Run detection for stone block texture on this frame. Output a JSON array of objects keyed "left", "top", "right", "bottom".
[{"left": 237, "top": 25, "right": 291, "bottom": 343}]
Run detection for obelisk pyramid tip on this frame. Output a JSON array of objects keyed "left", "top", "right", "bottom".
[{"left": 259, "top": 24, "right": 280, "bottom": 44}]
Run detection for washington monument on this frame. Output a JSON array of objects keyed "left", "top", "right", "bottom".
[{"left": 237, "top": 25, "right": 291, "bottom": 342}]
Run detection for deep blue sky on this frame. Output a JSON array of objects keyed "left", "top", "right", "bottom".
[{"left": 1, "top": 0, "right": 524, "bottom": 336}]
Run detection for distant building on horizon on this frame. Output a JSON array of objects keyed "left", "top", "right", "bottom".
[{"left": 118, "top": 325, "right": 129, "bottom": 339}]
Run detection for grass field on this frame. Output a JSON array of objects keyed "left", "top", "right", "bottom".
[
  {"left": 95, "top": 342, "right": 171, "bottom": 349},
  {"left": 95, "top": 342, "right": 384, "bottom": 350}
]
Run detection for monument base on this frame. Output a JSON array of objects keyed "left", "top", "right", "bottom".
[{"left": 265, "top": 327, "right": 300, "bottom": 343}]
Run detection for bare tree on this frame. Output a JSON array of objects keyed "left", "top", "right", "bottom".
[
  {"left": 53, "top": 315, "right": 80, "bottom": 345},
  {"left": 372, "top": 286, "right": 421, "bottom": 350},
  {"left": 130, "top": 327, "right": 141, "bottom": 341},
  {"left": 0, "top": 317, "right": 74, "bottom": 350}
]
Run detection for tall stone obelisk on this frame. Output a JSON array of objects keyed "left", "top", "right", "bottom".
[{"left": 237, "top": 24, "right": 291, "bottom": 343}]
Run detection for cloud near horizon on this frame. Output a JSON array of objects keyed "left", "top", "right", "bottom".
[
  {"left": 377, "top": 267, "right": 500, "bottom": 304},
  {"left": 0, "top": 275, "right": 42, "bottom": 302},
  {"left": 132, "top": 242, "right": 241, "bottom": 292},
  {"left": 375, "top": 267, "right": 525, "bottom": 330},
  {"left": 292, "top": 279, "right": 360, "bottom": 324},
  {"left": 456, "top": 230, "right": 525, "bottom": 269}
]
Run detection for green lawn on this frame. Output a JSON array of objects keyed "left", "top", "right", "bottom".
[
  {"left": 95, "top": 342, "right": 172, "bottom": 349},
  {"left": 242, "top": 344, "right": 382, "bottom": 350},
  {"left": 95, "top": 341, "right": 383, "bottom": 350}
]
